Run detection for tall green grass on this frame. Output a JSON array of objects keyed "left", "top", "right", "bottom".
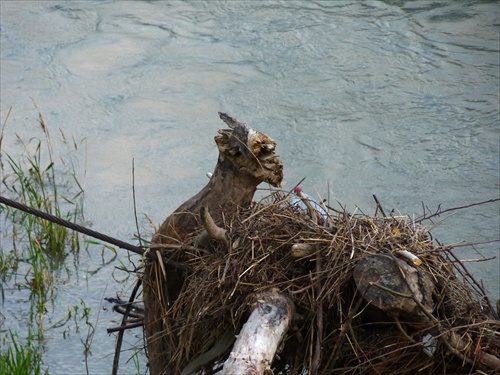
[
  {"left": 1, "top": 110, "right": 84, "bottom": 281},
  {"left": 0, "top": 108, "right": 145, "bottom": 374},
  {"left": 3, "top": 112, "right": 84, "bottom": 263},
  {"left": 0, "top": 108, "right": 86, "bottom": 374},
  {"left": 0, "top": 329, "right": 48, "bottom": 375}
]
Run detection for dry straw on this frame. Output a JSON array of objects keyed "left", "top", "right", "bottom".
[{"left": 150, "top": 190, "right": 499, "bottom": 374}]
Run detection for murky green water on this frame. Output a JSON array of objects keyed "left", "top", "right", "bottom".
[{"left": 1, "top": 1, "right": 498, "bottom": 374}]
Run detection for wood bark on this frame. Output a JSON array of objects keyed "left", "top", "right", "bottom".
[
  {"left": 221, "top": 290, "right": 294, "bottom": 375},
  {"left": 354, "top": 254, "right": 500, "bottom": 372},
  {"left": 353, "top": 254, "right": 434, "bottom": 319},
  {"left": 143, "top": 113, "right": 283, "bottom": 375}
]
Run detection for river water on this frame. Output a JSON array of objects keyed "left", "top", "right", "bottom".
[{"left": 1, "top": 1, "right": 499, "bottom": 374}]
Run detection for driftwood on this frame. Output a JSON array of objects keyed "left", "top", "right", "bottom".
[
  {"left": 142, "top": 113, "right": 499, "bottom": 374},
  {"left": 221, "top": 290, "right": 294, "bottom": 375},
  {"left": 143, "top": 113, "right": 283, "bottom": 375}
]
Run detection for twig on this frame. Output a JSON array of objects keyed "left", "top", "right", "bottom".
[
  {"left": 107, "top": 321, "right": 144, "bottom": 334},
  {"left": 369, "top": 282, "right": 413, "bottom": 299},
  {"left": 409, "top": 286, "right": 487, "bottom": 369},
  {"left": 112, "top": 305, "right": 144, "bottom": 319},
  {"left": 241, "top": 199, "right": 285, "bottom": 224},
  {"left": 372, "top": 194, "right": 386, "bottom": 217},
  {"left": 422, "top": 240, "right": 500, "bottom": 255},
  {"left": 415, "top": 199, "right": 500, "bottom": 224},
  {"left": 343, "top": 211, "right": 356, "bottom": 259},
  {"left": 393, "top": 249, "right": 500, "bottom": 371},
  {"left": 0, "top": 195, "right": 188, "bottom": 270},
  {"left": 132, "top": 158, "right": 144, "bottom": 250},
  {"left": 454, "top": 257, "right": 496, "bottom": 263},
  {"left": 292, "top": 177, "right": 308, "bottom": 192},
  {"left": 394, "top": 318, "right": 418, "bottom": 345},
  {"left": 329, "top": 288, "right": 370, "bottom": 367},
  {"left": 312, "top": 252, "right": 323, "bottom": 375},
  {"left": 439, "top": 242, "right": 496, "bottom": 315},
  {"left": 112, "top": 279, "right": 142, "bottom": 375},
  {"left": 435, "top": 239, "right": 500, "bottom": 249}
]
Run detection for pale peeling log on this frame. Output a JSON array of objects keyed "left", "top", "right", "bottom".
[{"left": 222, "top": 290, "right": 294, "bottom": 375}]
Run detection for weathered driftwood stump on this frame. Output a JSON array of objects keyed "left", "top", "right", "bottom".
[{"left": 143, "top": 113, "right": 283, "bottom": 375}]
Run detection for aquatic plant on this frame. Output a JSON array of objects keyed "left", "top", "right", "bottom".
[
  {"left": 0, "top": 107, "right": 87, "bottom": 374},
  {"left": 1, "top": 108, "right": 85, "bottom": 284},
  {"left": 0, "top": 329, "right": 48, "bottom": 375},
  {"left": 2, "top": 110, "right": 84, "bottom": 264}
]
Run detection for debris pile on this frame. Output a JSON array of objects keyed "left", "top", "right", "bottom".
[{"left": 154, "top": 190, "right": 499, "bottom": 374}]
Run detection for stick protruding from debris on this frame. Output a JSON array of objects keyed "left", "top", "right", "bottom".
[{"left": 199, "top": 205, "right": 229, "bottom": 249}]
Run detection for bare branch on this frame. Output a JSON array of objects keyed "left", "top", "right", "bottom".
[
  {"left": 415, "top": 198, "right": 500, "bottom": 224},
  {"left": 199, "top": 205, "right": 229, "bottom": 249}
]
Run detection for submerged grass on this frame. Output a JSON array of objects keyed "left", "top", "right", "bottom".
[
  {"left": 1, "top": 109, "right": 84, "bottom": 287},
  {"left": 0, "top": 107, "right": 86, "bottom": 374},
  {"left": 0, "top": 328, "right": 48, "bottom": 375}
]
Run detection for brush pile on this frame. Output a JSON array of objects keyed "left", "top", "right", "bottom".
[{"left": 154, "top": 190, "right": 499, "bottom": 374}]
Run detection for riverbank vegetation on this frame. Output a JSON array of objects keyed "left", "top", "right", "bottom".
[
  {"left": 0, "top": 108, "right": 87, "bottom": 374},
  {"left": 1, "top": 108, "right": 147, "bottom": 375}
]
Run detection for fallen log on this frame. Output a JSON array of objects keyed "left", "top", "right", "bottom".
[{"left": 221, "top": 290, "right": 294, "bottom": 375}]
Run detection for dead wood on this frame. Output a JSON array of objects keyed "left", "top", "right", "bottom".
[
  {"left": 290, "top": 243, "right": 315, "bottom": 258},
  {"left": 353, "top": 254, "right": 435, "bottom": 320},
  {"left": 143, "top": 113, "right": 283, "bottom": 375},
  {"left": 140, "top": 113, "right": 499, "bottom": 375},
  {"left": 199, "top": 205, "right": 229, "bottom": 249},
  {"left": 221, "top": 290, "right": 294, "bottom": 375},
  {"left": 353, "top": 254, "right": 500, "bottom": 371},
  {"left": 143, "top": 191, "right": 499, "bottom": 374}
]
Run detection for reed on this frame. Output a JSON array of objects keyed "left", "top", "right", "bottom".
[
  {"left": 2, "top": 111, "right": 84, "bottom": 281},
  {"left": 0, "top": 108, "right": 86, "bottom": 374},
  {"left": 0, "top": 329, "right": 47, "bottom": 375}
]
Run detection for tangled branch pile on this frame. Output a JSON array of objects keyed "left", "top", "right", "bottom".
[{"left": 153, "top": 190, "right": 499, "bottom": 374}]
